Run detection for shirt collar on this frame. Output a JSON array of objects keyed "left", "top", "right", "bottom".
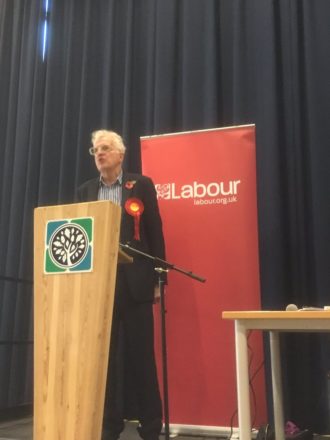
[{"left": 99, "top": 170, "right": 123, "bottom": 187}]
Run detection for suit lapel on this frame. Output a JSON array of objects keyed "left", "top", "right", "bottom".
[
  {"left": 121, "top": 173, "right": 137, "bottom": 208},
  {"left": 89, "top": 179, "right": 99, "bottom": 201}
]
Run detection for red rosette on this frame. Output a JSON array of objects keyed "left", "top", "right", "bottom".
[{"left": 125, "top": 198, "right": 144, "bottom": 240}]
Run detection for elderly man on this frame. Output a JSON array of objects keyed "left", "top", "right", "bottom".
[{"left": 77, "top": 130, "right": 165, "bottom": 440}]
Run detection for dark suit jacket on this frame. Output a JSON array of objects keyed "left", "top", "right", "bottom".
[{"left": 76, "top": 172, "right": 166, "bottom": 302}]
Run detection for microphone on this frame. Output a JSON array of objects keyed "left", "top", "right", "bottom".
[{"left": 286, "top": 303, "right": 298, "bottom": 311}]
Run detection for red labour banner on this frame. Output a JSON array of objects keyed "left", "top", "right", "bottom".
[{"left": 141, "top": 125, "right": 267, "bottom": 430}]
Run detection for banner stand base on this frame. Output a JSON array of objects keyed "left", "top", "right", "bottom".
[{"left": 166, "top": 423, "right": 258, "bottom": 439}]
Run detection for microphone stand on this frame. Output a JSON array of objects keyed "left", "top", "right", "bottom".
[{"left": 119, "top": 243, "right": 206, "bottom": 440}]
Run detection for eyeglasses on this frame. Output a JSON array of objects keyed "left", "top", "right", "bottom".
[{"left": 89, "top": 145, "right": 114, "bottom": 156}]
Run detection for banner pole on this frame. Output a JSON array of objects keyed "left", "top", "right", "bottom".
[{"left": 156, "top": 268, "right": 170, "bottom": 440}]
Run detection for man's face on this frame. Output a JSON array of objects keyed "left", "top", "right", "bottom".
[{"left": 93, "top": 136, "right": 124, "bottom": 174}]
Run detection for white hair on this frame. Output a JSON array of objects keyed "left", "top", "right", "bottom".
[{"left": 91, "top": 129, "right": 126, "bottom": 153}]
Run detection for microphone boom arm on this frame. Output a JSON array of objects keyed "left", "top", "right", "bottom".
[{"left": 119, "top": 242, "right": 206, "bottom": 283}]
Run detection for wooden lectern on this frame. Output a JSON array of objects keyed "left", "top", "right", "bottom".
[{"left": 33, "top": 201, "right": 132, "bottom": 440}]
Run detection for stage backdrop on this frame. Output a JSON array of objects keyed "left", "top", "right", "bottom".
[{"left": 141, "top": 125, "right": 267, "bottom": 433}]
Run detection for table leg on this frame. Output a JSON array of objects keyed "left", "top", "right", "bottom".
[
  {"left": 269, "top": 331, "right": 285, "bottom": 440},
  {"left": 235, "top": 321, "right": 251, "bottom": 440}
]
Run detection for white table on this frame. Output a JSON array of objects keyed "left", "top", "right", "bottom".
[{"left": 222, "top": 310, "right": 330, "bottom": 440}]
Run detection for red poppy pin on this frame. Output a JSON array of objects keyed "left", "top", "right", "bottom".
[
  {"left": 125, "top": 180, "right": 136, "bottom": 190},
  {"left": 125, "top": 198, "right": 144, "bottom": 241}
]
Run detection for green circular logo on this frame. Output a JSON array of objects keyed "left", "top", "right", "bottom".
[{"left": 49, "top": 223, "right": 88, "bottom": 269}]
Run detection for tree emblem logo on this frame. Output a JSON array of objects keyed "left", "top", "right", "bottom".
[{"left": 45, "top": 218, "right": 93, "bottom": 274}]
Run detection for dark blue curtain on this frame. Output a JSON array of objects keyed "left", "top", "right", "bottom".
[{"left": 0, "top": 0, "right": 330, "bottom": 432}]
